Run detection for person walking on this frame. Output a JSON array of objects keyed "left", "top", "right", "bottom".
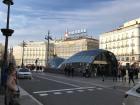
[
  {"left": 112, "top": 66, "right": 118, "bottom": 82},
  {"left": 118, "top": 66, "right": 122, "bottom": 81},
  {"left": 64, "top": 66, "right": 68, "bottom": 76},
  {"left": 5, "top": 64, "right": 20, "bottom": 105},
  {"left": 71, "top": 67, "right": 74, "bottom": 77},
  {"left": 128, "top": 65, "right": 135, "bottom": 85},
  {"left": 101, "top": 66, "right": 105, "bottom": 81},
  {"left": 121, "top": 66, "right": 126, "bottom": 82}
]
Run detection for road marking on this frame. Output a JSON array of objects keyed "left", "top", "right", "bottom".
[
  {"left": 37, "top": 73, "right": 108, "bottom": 88},
  {"left": 39, "top": 93, "right": 48, "bottom": 96},
  {"left": 77, "top": 90, "right": 84, "bottom": 92},
  {"left": 54, "top": 92, "right": 62, "bottom": 95},
  {"left": 87, "top": 89, "right": 94, "bottom": 91},
  {"left": 66, "top": 91, "right": 73, "bottom": 93},
  {"left": 33, "top": 87, "right": 95, "bottom": 94},
  {"left": 97, "top": 88, "right": 103, "bottom": 90},
  {"left": 35, "top": 75, "right": 80, "bottom": 88}
]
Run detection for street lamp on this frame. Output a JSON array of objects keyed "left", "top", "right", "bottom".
[
  {"left": 45, "top": 30, "right": 52, "bottom": 67},
  {"left": 0, "top": 0, "right": 14, "bottom": 88},
  {"left": 21, "top": 41, "right": 26, "bottom": 68}
]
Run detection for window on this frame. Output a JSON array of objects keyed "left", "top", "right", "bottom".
[
  {"left": 132, "top": 57, "right": 135, "bottom": 61},
  {"left": 126, "top": 57, "right": 129, "bottom": 61}
]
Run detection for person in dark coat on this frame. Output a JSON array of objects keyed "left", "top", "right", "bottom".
[
  {"left": 101, "top": 66, "right": 105, "bottom": 81},
  {"left": 112, "top": 66, "right": 118, "bottom": 82},
  {"left": 64, "top": 66, "right": 68, "bottom": 76},
  {"left": 71, "top": 67, "right": 74, "bottom": 77},
  {"left": 121, "top": 66, "right": 126, "bottom": 82},
  {"left": 128, "top": 65, "right": 135, "bottom": 85}
]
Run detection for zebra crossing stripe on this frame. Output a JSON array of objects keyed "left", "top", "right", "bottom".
[
  {"left": 87, "top": 89, "right": 94, "bottom": 91},
  {"left": 66, "top": 91, "right": 73, "bottom": 93},
  {"left": 77, "top": 90, "right": 84, "bottom": 92},
  {"left": 39, "top": 93, "right": 48, "bottom": 96},
  {"left": 33, "top": 87, "right": 95, "bottom": 94},
  {"left": 35, "top": 87, "right": 103, "bottom": 96},
  {"left": 54, "top": 92, "right": 62, "bottom": 95},
  {"left": 97, "top": 88, "right": 103, "bottom": 90}
]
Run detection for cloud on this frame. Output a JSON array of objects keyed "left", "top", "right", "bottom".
[{"left": 0, "top": 0, "right": 140, "bottom": 46}]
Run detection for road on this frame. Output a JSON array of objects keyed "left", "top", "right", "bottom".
[{"left": 19, "top": 72, "right": 126, "bottom": 105}]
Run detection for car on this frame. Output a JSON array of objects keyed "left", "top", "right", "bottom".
[
  {"left": 123, "top": 83, "right": 140, "bottom": 105},
  {"left": 17, "top": 68, "right": 32, "bottom": 79}
]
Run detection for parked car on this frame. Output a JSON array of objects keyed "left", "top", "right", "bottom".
[
  {"left": 123, "top": 83, "right": 140, "bottom": 105},
  {"left": 17, "top": 68, "right": 32, "bottom": 79}
]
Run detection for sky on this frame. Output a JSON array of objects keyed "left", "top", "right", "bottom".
[{"left": 0, "top": 0, "right": 140, "bottom": 46}]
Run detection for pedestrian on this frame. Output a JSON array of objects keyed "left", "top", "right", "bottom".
[
  {"left": 118, "top": 66, "right": 122, "bottom": 81},
  {"left": 64, "top": 66, "right": 68, "bottom": 76},
  {"left": 128, "top": 65, "right": 135, "bottom": 85},
  {"left": 101, "top": 66, "right": 105, "bottom": 81},
  {"left": 67, "top": 65, "right": 71, "bottom": 76},
  {"left": 112, "top": 66, "right": 117, "bottom": 82},
  {"left": 134, "top": 67, "right": 139, "bottom": 79},
  {"left": 94, "top": 66, "right": 97, "bottom": 77},
  {"left": 71, "top": 67, "right": 74, "bottom": 77},
  {"left": 5, "top": 64, "right": 20, "bottom": 105},
  {"left": 121, "top": 66, "right": 126, "bottom": 82}
]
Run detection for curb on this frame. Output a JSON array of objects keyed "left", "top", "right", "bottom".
[{"left": 19, "top": 86, "right": 44, "bottom": 105}]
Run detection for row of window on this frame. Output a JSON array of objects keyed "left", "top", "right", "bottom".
[
  {"left": 118, "top": 56, "right": 135, "bottom": 61},
  {"left": 100, "top": 38, "right": 137, "bottom": 44},
  {"left": 101, "top": 36, "right": 136, "bottom": 43},
  {"left": 105, "top": 44, "right": 135, "bottom": 49},
  {"left": 101, "top": 32, "right": 136, "bottom": 42}
]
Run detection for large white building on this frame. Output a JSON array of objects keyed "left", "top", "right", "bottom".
[
  {"left": 100, "top": 18, "right": 140, "bottom": 65},
  {"left": 13, "top": 41, "right": 54, "bottom": 67}
]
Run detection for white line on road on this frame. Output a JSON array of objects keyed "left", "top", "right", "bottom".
[
  {"left": 39, "top": 93, "right": 48, "bottom": 96},
  {"left": 53, "top": 92, "right": 62, "bottom": 95},
  {"left": 97, "top": 88, "right": 103, "bottom": 90},
  {"left": 77, "top": 90, "right": 84, "bottom": 92},
  {"left": 87, "top": 89, "right": 94, "bottom": 91},
  {"left": 37, "top": 73, "right": 108, "bottom": 88},
  {"left": 66, "top": 91, "right": 73, "bottom": 93},
  {"left": 35, "top": 75, "right": 80, "bottom": 88},
  {"left": 33, "top": 87, "right": 95, "bottom": 94}
]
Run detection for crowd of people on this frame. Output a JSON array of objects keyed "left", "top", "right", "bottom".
[{"left": 63, "top": 63, "right": 140, "bottom": 85}]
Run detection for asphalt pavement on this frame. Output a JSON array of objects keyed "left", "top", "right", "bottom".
[
  {"left": 18, "top": 72, "right": 137, "bottom": 105},
  {"left": 1, "top": 70, "right": 140, "bottom": 105}
]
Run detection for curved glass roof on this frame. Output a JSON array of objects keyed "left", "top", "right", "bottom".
[
  {"left": 59, "top": 49, "right": 117, "bottom": 65},
  {"left": 48, "top": 57, "right": 65, "bottom": 68}
]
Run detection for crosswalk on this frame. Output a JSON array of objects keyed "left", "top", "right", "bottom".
[{"left": 33, "top": 87, "right": 103, "bottom": 97}]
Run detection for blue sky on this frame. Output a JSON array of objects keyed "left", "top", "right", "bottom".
[{"left": 0, "top": 0, "right": 140, "bottom": 46}]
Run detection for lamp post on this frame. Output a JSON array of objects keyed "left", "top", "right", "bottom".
[
  {"left": 45, "top": 30, "right": 52, "bottom": 67},
  {"left": 21, "top": 41, "right": 26, "bottom": 68},
  {"left": 0, "top": 0, "right": 14, "bottom": 88}
]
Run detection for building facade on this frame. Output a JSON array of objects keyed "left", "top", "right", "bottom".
[
  {"left": 13, "top": 46, "right": 22, "bottom": 66},
  {"left": 13, "top": 41, "right": 54, "bottom": 67},
  {"left": 100, "top": 18, "right": 140, "bottom": 65},
  {"left": 54, "top": 37, "right": 99, "bottom": 59}
]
